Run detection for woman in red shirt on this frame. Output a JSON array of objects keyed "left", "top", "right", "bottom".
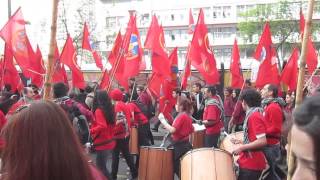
[
  {"left": 159, "top": 97, "right": 194, "bottom": 177},
  {"left": 90, "top": 90, "right": 116, "bottom": 180}
]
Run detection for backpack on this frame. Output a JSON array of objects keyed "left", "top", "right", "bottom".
[
  {"left": 134, "top": 100, "right": 154, "bottom": 119},
  {"left": 59, "top": 100, "right": 90, "bottom": 145}
]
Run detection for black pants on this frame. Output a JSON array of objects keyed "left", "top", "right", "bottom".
[
  {"left": 173, "top": 141, "right": 192, "bottom": 177},
  {"left": 96, "top": 149, "right": 113, "bottom": 180},
  {"left": 111, "top": 137, "right": 137, "bottom": 179},
  {"left": 146, "top": 123, "right": 154, "bottom": 145},
  {"left": 262, "top": 144, "right": 281, "bottom": 180},
  {"left": 204, "top": 133, "right": 220, "bottom": 148},
  {"left": 238, "top": 168, "right": 262, "bottom": 180}
]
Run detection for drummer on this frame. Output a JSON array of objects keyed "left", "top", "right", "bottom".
[
  {"left": 232, "top": 89, "right": 267, "bottom": 180},
  {"left": 159, "top": 97, "right": 194, "bottom": 176}
]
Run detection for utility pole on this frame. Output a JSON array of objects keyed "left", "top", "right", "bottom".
[{"left": 8, "top": 0, "right": 11, "bottom": 18}]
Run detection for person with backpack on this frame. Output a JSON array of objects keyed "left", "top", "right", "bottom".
[
  {"left": 90, "top": 90, "right": 116, "bottom": 179},
  {"left": 109, "top": 89, "right": 137, "bottom": 180}
]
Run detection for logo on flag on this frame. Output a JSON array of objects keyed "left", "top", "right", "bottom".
[
  {"left": 12, "top": 30, "right": 28, "bottom": 58},
  {"left": 126, "top": 34, "right": 139, "bottom": 60},
  {"left": 259, "top": 47, "right": 266, "bottom": 62}
]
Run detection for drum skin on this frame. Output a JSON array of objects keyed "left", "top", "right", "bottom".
[
  {"left": 138, "top": 146, "right": 174, "bottom": 180},
  {"left": 220, "top": 131, "right": 244, "bottom": 161},
  {"left": 190, "top": 130, "right": 205, "bottom": 149},
  {"left": 129, "top": 127, "right": 139, "bottom": 154},
  {"left": 180, "top": 148, "right": 236, "bottom": 180}
]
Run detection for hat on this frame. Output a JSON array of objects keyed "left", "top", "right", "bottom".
[{"left": 110, "top": 88, "right": 124, "bottom": 101}]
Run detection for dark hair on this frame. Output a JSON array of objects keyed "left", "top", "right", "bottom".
[
  {"left": 1, "top": 101, "right": 94, "bottom": 180},
  {"left": 173, "top": 88, "right": 181, "bottom": 96},
  {"left": 193, "top": 83, "right": 202, "bottom": 89},
  {"left": 137, "top": 85, "right": 144, "bottom": 92},
  {"left": 92, "top": 90, "right": 115, "bottom": 124},
  {"left": 53, "top": 82, "right": 69, "bottom": 98},
  {"left": 0, "top": 98, "right": 16, "bottom": 115},
  {"left": 224, "top": 87, "right": 233, "bottom": 94},
  {"left": 241, "top": 89, "right": 262, "bottom": 107},
  {"left": 245, "top": 79, "right": 251, "bottom": 86},
  {"left": 206, "top": 86, "right": 217, "bottom": 96},
  {"left": 233, "top": 89, "right": 241, "bottom": 98},
  {"left": 293, "top": 96, "right": 320, "bottom": 178},
  {"left": 267, "top": 84, "right": 278, "bottom": 98},
  {"left": 178, "top": 97, "right": 192, "bottom": 113}
]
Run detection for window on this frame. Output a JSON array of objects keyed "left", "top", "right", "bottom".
[
  {"left": 171, "top": 34, "right": 175, "bottom": 41},
  {"left": 171, "top": 14, "right": 175, "bottom": 21}
]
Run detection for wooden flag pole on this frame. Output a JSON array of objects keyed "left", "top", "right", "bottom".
[
  {"left": 287, "top": 0, "right": 315, "bottom": 179},
  {"left": 43, "top": 0, "right": 59, "bottom": 100}
]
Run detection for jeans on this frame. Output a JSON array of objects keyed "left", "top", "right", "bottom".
[
  {"left": 96, "top": 149, "right": 113, "bottom": 180},
  {"left": 204, "top": 133, "right": 220, "bottom": 148},
  {"left": 262, "top": 144, "right": 281, "bottom": 180},
  {"left": 238, "top": 168, "right": 262, "bottom": 180},
  {"left": 111, "top": 137, "right": 137, "bottom": 180}
]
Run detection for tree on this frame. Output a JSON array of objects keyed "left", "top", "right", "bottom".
[{"left": 237, "top": 0, "right": 320, "bottom": 66}]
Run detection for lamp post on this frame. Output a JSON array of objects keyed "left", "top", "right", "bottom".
[{"left": 8, "top": 0, "right": 11, "bottom": 18}]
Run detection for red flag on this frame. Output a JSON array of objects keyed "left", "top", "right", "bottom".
[
  {"left": 121, "top": 15, "right": 144, "bottom": 78},
  {"left": 254, "top": 22, "right": 279, "bottom": 88},
  {"left": 28, "top": 45, "right": 45, "bottom": 87},
  {"left": 99, "top": 70, "right": 110, "bottom": 90},
  {"left": 0, "top": 8, "right": 32, "bottom": 76},
  {"left": 181, "top": 46, "right": 191, "bottom": 90},
  {"left": 230, "top": 39, "right": 244, "bottom": 88},
  {"left": 82, "top": 22, "right": 91, "bottom": 51},
  {"left": 299, "top": 9, "right": 318, "bottom": 74},
  {"left": 188, "top": 9, "right": 194, "bottom": 34},
  {"left": 52, "top": 42, "right": 68, "bottom": 84},
  {"left": 169, "top": 47, "right": 178, "bottom": 88},
  {"left": 92, "top": 50, "right": 103, "bottom": 70},
  {"left": 60, "top": 35, "right": 85, "bottom": 89},
  {"left": 148, "top": 73, "right": 165, "bottom": 98},
  {"left": 281, "top": 48, "right": 299, "bottom": 91},
  {"left": 1, "top": 44, "right": 21, "bottom": 92},
  {"left": 144, "top": 15, "right": 171, "bottom": 77},
  {"left": 189, "top": 9, "right": 219, "bottom": 85}
]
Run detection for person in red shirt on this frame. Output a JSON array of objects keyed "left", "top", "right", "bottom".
[
  {"left": 229, "top": 88, "right": 246, "bottom": 132},
  {"left": 201, "top": 86, "right": 224, "bottom": 148},
  {"left": 109, "top": 89, "right": 137, "bottom": 180},
  {"left": 90, "top": 90, "right": 116, "bottom": 180},
  {"left": 260, "top": 84, "right": 286, "bottom": 180},
  {"left": 159, "top": 96, "right": 194, "bottom": 176},
  {"left": 233, "top": 89, "right": 267, "bottom": 180},
  {"left": 224, "top": 87, "right": 234, "bottom": 130}
]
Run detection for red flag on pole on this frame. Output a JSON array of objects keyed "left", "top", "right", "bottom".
[
  {"left": 144, "top": 15, "right": 171, "bottom": 77},
  {"left": 148, "top": 73, "right": 165, "bottom": 98},
  {"left": 169, "top": 47, "right": 178, "bottom": 88},
  {"left": 29, "top": 45, "right": 46, "bottom": 87},
  {"left": 60, "top": 35, "right": 85, "bottom": 89},
  {"left": 230, "top": 39, "right": 244, "bottom": 88},
  {"left": 188, "top": 9, "right": 194, "bottom": 34},
  {"left": 299, "top": 9, "right": 318, "bottom": 75},
  {"left": 281, "top": 47, "right": 299, "bottom": 91},
  {"left": 99, "top": 70, "right": 110, "bottom": 90},
  {"left": 0, "top": 8, "right": 32, "bottom": 76},
  {"left": 52, "top": 42, "right": 68, "bottom": 84},
  {"left": 189, "top": 9, "right": 219, "bottom": 85},
  {"left": 253, "top": 22, "right": 279, "bottom": 88}
]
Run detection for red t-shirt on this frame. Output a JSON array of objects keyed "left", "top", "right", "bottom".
[
  {"left": 90, "top": 108, "right": 115, "bottom": 150},
  {"left": 238, "top": 111, "right": 267, "bottom": 170},
  {"left": 113, "top": 101, "right": 131, "bottom": 139},
  {"left": 202, "top": 98, "right": 223, "bottom": 135},
  {"left": 127, "top": 102, "right": 148, "bottom": 126},
  {"left": 263, "top": 102, "right": 283, "bottom": 145},
  {"left": 232, "top": 100, "right": 246, "bottom": 125},
  {"left": 172, "top": 113, "right": 194, "bottom": 141}
]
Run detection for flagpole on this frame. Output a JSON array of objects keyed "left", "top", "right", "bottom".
[
  {"left": 228, "top": 82, "right": 245, "bottom": 133},
  {"left": 287, "top": 1, "right": 315, "bottom": 180},
  {"left": 43, "top": 0, "right": 59, "bottom": 100},
  {"left": 129, "top": 79, "right": 136, "bottom": 102}
]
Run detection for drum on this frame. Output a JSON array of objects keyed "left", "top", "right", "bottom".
[
  {"left": 190, "top": 123, "right": 206, "bottom": 149},
  {"left": 138, "top": 146, "right": 174, "bottom": 180},
  {"left": 219, "top": 131, "right": 243, "bottom": 162},
  {"left": 180, "top": 148, "right": 236, "bottom": 180},
  {"left": 129, "top": 127, "right": 139, "bottom": 154}
]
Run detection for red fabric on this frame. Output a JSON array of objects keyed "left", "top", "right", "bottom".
[
  {"left": 281, "top": 48, "right": 298, "bottom": 91},
  {"left": 232, "top": 100, "right": 246, "bottom": 125},
  {"left": 90, "top": 108, "right": 115, "bottom": 150},
  {"left": 169, "top": 47, "right": 178, "bottom": 88},
  {"left": 52, "top": 42, "right": 68, "bottom": 84},
  {"left": 223, "top": 96, "right": 235, "bottom": 117},
  {"left": 172, "top": 113, "right": 194, "bottom": 141},
  {"left": 238, "top": 111, "right": 266, "bottom": 170},
  {"left": 113, "top": 101, "right": 131, "bottom": 139},
  {"left": 82, "top": 22, "right": 91, "bottom": 51},
  {"left": 181, "top": 45, "right": 191, "bottom": 90},
  {"left": 60, "top": 35, "right": 85, "bottom": 89},
  {"left": 127, "top": 102, "right": 148, "bottom": 126},
  {"left": 144, "top": 16, "right": 170, "bottom": 78},
  {"left": 202, "top": 99, "right": 223, "bottom": 135},
  {"left": 263, "top": 102, "right": 283, "bottom": 145},
  {"left": 254, "top": 22, "right": 280, "bottom": 88},
  {"left": 92, "top": 50, "right": 103, "bottom": 70},
  {"left": 110, "top": 88, "right": 123, "bottom": 101},
  {"left": 189, "top": 9, "right": 219, "bottom": 85},
  {"left": 0, "top": 8, "right": 32, "bottom": 76},
  {"left": 188, "top": 9, "right": 194, "bottom": 34},
  {"left": 230, "top": 39, "right": 244, "bottom": 88},
  {"left": 148, "top": 73, "right": 165, "bottom": 98},
  {"left": 300, "top": 9, "right": 318, "bottom": 74},
  {"left": 0, "top": 110, "right": 7, "bottom": 150},
  {"left": 99, "top": 70, "right": 110, "bottom": 90},
  {"left": 1, "top": 44, "right": 20, "bottom": 92},
  {"left": 29, "top": 46, "right": 45, "bottom": 87}
]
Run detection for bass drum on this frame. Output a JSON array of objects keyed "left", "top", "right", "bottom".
[
  {"left": 180, "top": 148, "right": 236, "bottom": 180},
  {"left": 220, "top": 131, "right": 243, "bottom": 161},
  {"left": 190, "top": 129, "right": 205, "bottom": 149},
  {"left": 129, "top": 127, "right": 139, "bottom": 154},
  {"left": 138, "top": 146, "right": 174, "bottom": 180}
]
